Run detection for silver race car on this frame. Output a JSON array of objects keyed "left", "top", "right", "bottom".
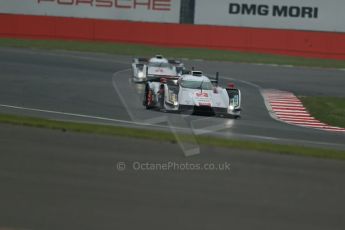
[
  {"left": 143, "top": 71, "right": 241, "bottom": 118},
  {"left": 132, "top": 55, "right": 183, "bottom": 82},
  {"left": 131, "top": 57, "right": 147, "bottom": 83}
]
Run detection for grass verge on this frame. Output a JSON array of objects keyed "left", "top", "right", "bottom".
[
  {"left": 300, "top": 96, "right": 345, "bottom": 128},
  {"left": 0, "top": 113, "right": 344, "bottom": 160},
  {"left": 1, "top": 38, "right": 345, "bottom": 68}
]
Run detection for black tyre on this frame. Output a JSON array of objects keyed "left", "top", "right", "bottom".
[
  {"left": 145, "top": 89, "right": 153, "bottom": 110},
  {"left": 159, "top": 90, "right": 165, "bottom": 110}
]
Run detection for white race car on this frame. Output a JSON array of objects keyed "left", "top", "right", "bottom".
[
  {"left": 131, "top": 58, "right": 147, "bottom": 83},
  {"left": 143, "top": 71, "right": 241, "bottom": 118},
  {"left": 132, "top": 55, "right": 183, "bottom": 82}
]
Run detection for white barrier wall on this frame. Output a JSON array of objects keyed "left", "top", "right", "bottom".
[
  {"left": 195, "top": 0, "right": 345, "bottom": 32},
  {"left": 0, "top": 0, "right": 181, "bottom": 23}
]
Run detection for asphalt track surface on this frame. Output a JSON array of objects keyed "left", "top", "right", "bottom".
[
  {"left": 0, "top": 47, "right": 344, "bottom": 150},
  {"left": 1, "top": 48, "right": 345, "bottom": 229},
  {"left": 1, "top": 124, "right": 345, "bottom": 230}
]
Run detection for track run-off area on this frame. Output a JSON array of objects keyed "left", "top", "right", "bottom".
[{"left": 263, "top": 89, "right": 345, "bottom": 132}]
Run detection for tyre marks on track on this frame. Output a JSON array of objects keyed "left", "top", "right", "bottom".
[{"left": 262, "top": 89, "right": 345, "bottom": 133}]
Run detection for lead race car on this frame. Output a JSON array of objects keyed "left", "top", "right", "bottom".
[
  {"left": 143, "top": 70, "right": 241, "bottom": 118},
  {"left": 132, "top": 55, "right": 185, "bottom": 82}
]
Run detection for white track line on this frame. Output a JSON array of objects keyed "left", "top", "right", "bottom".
[
  {"left": 0, "top": 104, "right": 152, "bottom": 126},
  {"left": 262, "top": 89, "right": 345, "bottom": 133}
]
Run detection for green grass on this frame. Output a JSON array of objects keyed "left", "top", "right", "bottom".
[
  {"left": 1, "top": 113, "right": 345, "bottom": 160},
  {"left": 300, "top": 96, "right": 345, "bottom": 128},
  {"left": 1, "top": 38, "right": 345, "bottom": 68}
]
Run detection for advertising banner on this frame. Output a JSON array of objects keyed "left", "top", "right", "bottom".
[
  {"left": 195, "top": 0, "right": 345, "bottom": 32},
  {"left": 0, "top": 0, "right": 181, "bottom": 23}
]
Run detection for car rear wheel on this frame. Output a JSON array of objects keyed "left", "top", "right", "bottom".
[
  {"left": 159, "top": 90, "right": 165, "bottom": 110},
  {"left": 145, "top": 89, "right": 153, "bottom": 110}
]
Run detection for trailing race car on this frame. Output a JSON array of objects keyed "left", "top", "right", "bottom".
[
  {"left": 143, "top": 70, "right": 241, "bottom": 118},
  {"left": 132, "top": 55, "right": 183, "bottom": 82},
  {"left": 131, "top": 57, "right": 147, "bottom": 83}
]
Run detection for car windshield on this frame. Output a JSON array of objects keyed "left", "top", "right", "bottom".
[
  {"left": 149, "top": 62, "right": 171, "bottom": 68},
  {"left": 176, "top": 66, "right": 184, "bottom": 74},
  {"left": 180, "top": 80, "right": 213, "bottom": 90}
]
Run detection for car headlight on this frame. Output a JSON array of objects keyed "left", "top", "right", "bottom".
[
  {"left": 232, "top": 95, "right": 239, "bottom": 107},
  {"left": 138, "top": 71, "right": 144, "bottom": 78},
  {"left": 229, "top": 96, "right": 239, "bottom": 109},
  {"left": 168, "top": 90, "right": 178, "bottom": 104}
]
